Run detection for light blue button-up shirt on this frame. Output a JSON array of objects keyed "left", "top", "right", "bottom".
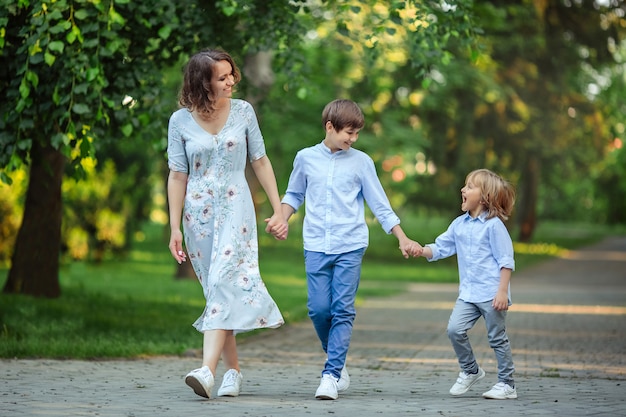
[
  {"left": 282, "top": 141, "right": 401, "bottom": 255},
  {"left": 426, "top": 212, "right": 515, "bottom": 304}
]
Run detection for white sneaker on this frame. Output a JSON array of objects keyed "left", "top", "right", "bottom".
[
  {"left": 217, "top": 369, "right": 243, "bottom": 397},
  {"left": 449, "top": 367, "right": 485, "bottom": 396},
  {"left": 185, "top": 366, "right": 214, "bottom": 398},
  {"left": 482, "top": 382, "right": 518, "bottom": 399},
  {"left": 337, "top": 366, "right": 350, "bottom": 392},
  {"left": 315, "top": 373, "right": 339, "bottom": 400}
]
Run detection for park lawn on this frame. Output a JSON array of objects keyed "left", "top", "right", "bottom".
[{"left": 0, "top": 219, "right": 623, "bottom": 359}]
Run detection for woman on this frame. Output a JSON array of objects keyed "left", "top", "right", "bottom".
[{"left": 167, "top": 49, "right": 287, "bottom": 399}]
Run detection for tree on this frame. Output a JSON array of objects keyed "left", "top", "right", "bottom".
[
  {"left": 1, "top": 0, "right": 480, "bottom": 297},
  {"left": 0, "top": 0, "right": 308, "bottom": 297},
  {"left": 416, "top": 0, "right": 626, "bottom": 240},
  {"left": 260, "top": 0, "right": 481, "bottom": 199}
]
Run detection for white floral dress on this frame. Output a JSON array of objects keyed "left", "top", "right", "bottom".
[{"left": 167, "top": 99, "right": 284, "bottom": 334}]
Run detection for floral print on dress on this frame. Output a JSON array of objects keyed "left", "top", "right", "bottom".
[{"left": 167, "top": 99, "right": 284, "bottom": 335}]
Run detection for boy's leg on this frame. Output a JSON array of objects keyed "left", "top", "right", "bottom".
[
  {"left": 325, "top": 248, "right": 365, "bottom": 379},
  {"left": 305, "top": 250, "right": 334, "bottom": 355},
  {"left": 447, "top": 299, "right": 482, "bottom": 374},
  {"left": 481, "top": 303, "right": 515, "bottom": 386}
]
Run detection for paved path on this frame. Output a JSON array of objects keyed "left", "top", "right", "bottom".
[{"left": 2, "top": 236, "right": 625, "bottom": 416}]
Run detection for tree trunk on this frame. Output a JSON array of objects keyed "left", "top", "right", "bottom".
[
  {"left": 3, "top": 140, "right": 65, "bottom": 298},
  {"left": 517, "top": 154, "right": 540, "bottom": 242},
  {"left": 243, "top": 51, "right": 275, "bottom": 109},
  {"left": 243, "top": 50, "right": 276, "bottom": 211},
  {"left": 175, "top": 260, "right": 197, "bottom": 280}
]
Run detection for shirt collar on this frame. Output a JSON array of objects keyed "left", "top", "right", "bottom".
[
  {"left": 463, "top": 210, "right": 488, "bottom": 223},
  {"left": 319, "top": 140, "right": 347, "bottom": 156}
]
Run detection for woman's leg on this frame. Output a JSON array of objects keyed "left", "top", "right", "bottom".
[
  {"left": 202, "top": 329, "right": 228, "bottom": 374},
  {"left": 220, "top": 331, "right": 240, "bottom": 371},
  {"left": 185, "top": 330, "right": 228, "bottom": 398}
]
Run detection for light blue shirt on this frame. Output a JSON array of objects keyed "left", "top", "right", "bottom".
[
  {"left": 282, "top": 141, "right": 401, "bottom": 255},
  {"left": 426, "top": 212, "right": 515, "bottom": 304}
]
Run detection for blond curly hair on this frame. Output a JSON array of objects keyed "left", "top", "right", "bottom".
[{"left": 466, "top": 169, "right": 516, "bottom": 221}]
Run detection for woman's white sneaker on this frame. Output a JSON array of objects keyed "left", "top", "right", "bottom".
[
  {"left": 217, "top": 369, "right": 243, "bottom": 397},
  {"left": 185, "top": 366, "right": 214, "bottom": 398}
]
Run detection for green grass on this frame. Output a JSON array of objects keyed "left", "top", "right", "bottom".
[{"left": 1, "top": 218, "right": 624, "bottom": 359}]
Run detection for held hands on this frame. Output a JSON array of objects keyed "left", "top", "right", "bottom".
[
  {"left": 399, "top": 239, "right": 423, "bottom": 259},
  {"left": 169, "top": 229, "right": 187, "bottom": 264},
  {"left": 264, "top": 213, "right": 289, "bottom": 240}
]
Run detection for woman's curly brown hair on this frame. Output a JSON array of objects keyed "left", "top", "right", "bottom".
[{"left": 178, "top": 49, "right": 241, "bottom": 116}]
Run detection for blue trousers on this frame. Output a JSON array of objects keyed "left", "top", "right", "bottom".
[
  {"left": 304, "top": 248, "right": 365, "bottom": 380},
  {"left": 447, "top": 299, "right": 515, "bottom": 386}
]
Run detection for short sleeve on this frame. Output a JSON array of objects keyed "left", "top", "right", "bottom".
[
  {"left": 167, "top": 110, "right": 189, "bottom": 173},
  {"left": 241, "top": 101, "right": 266, "bottom": 162}
]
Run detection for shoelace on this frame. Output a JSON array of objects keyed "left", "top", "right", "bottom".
[{"left": 222, "top": 371, "right": 238, "bottom": 386}]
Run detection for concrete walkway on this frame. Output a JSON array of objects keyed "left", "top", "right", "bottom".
[{"left": 2, "top": 236, "right": 625, "bottom": 416}]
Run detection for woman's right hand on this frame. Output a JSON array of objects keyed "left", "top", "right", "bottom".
[
  {"left": 169, "top": 229, "right": 187, "bottom": 264},
  {"left": 264, "top": 213, "right": 288, "bottom": 240}
]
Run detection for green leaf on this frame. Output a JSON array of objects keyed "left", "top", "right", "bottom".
[
  {"left": 86, "top": 67, "right": 100, "bottom": 82},
  {"left": 48, "top": 9, "right": 63, "bottom": 20},
  {"left": 66, "top": 25, "right": 82, "bottom": 44},
  {"left": 67, "top": 30, "right": 77, "bottom": 44},
  {"left": 49, "top": 21, "right": 70, "bottom": 34},
  {"left": 17, "top": 138, "right": 32, "bottom": 150},
  {"left": 102, "top": 96, "right": 115, "bottom": 108},
  {"left": 29, "top": 53, "right": 44, "bottom": 65},
  {"left": 18, "top": 79, "right": 30, "bottom": 98},
  {"left": 79, "top": 136, "right": 93, "bottom": 156},
  {"left": 296, "top": 87, "right": 308, "bottom": 100},
  {"left": 337, "top": 22, "right": 349, "bottom": 37},
  {"left": 121, "top": 123, "right": 133, "bottom": 137},
  {"left": 52, "top": 86, "right": 61, "bottom": 105},
  {"left": 44, "top": 51, "right": 56, "bottom": 66},
  {"left": 72, "top": 103, "right": 90, "bottom": 114},
  {"left": 66, "top": 121, "right": 76, "bottom": 137},
  {"left": 109, "top": 9, "right": 126, "bottom": 26},
  {"left": 0, "top": 171, "right": 13, "bottom": 186},
  {"left": 157, "top": 25, "right": 172, "bottom": 40},
  {"left": 74, "top": 9, "right": 89, "bottom": 20},
  {"left": 25, "top": 70, "right": 39, "bottom": 88},
  {"left": 103, "top": 38, "right": 125, "bottom": 55},
  {"left": 74, "top": 83, "right": 89, "bottom": 94},
  {"left": 16, "top": 98, "right": 28, "bottom": 113},
  {"left": 51, "top": 133, "right": 68, "bottom": 148},
  {"left": 221, "top": 6, "right": 236, "bottom": 16},
  {"left": 48, "top": 40, "right": 65, "bottom": 53},
  {"left": 137, "top": 113, "right": 150, "bottom": 126}
]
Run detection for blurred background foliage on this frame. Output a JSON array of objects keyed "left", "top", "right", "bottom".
[{"left": 1, "top": 0, "right": 625, "bottom": 285}]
